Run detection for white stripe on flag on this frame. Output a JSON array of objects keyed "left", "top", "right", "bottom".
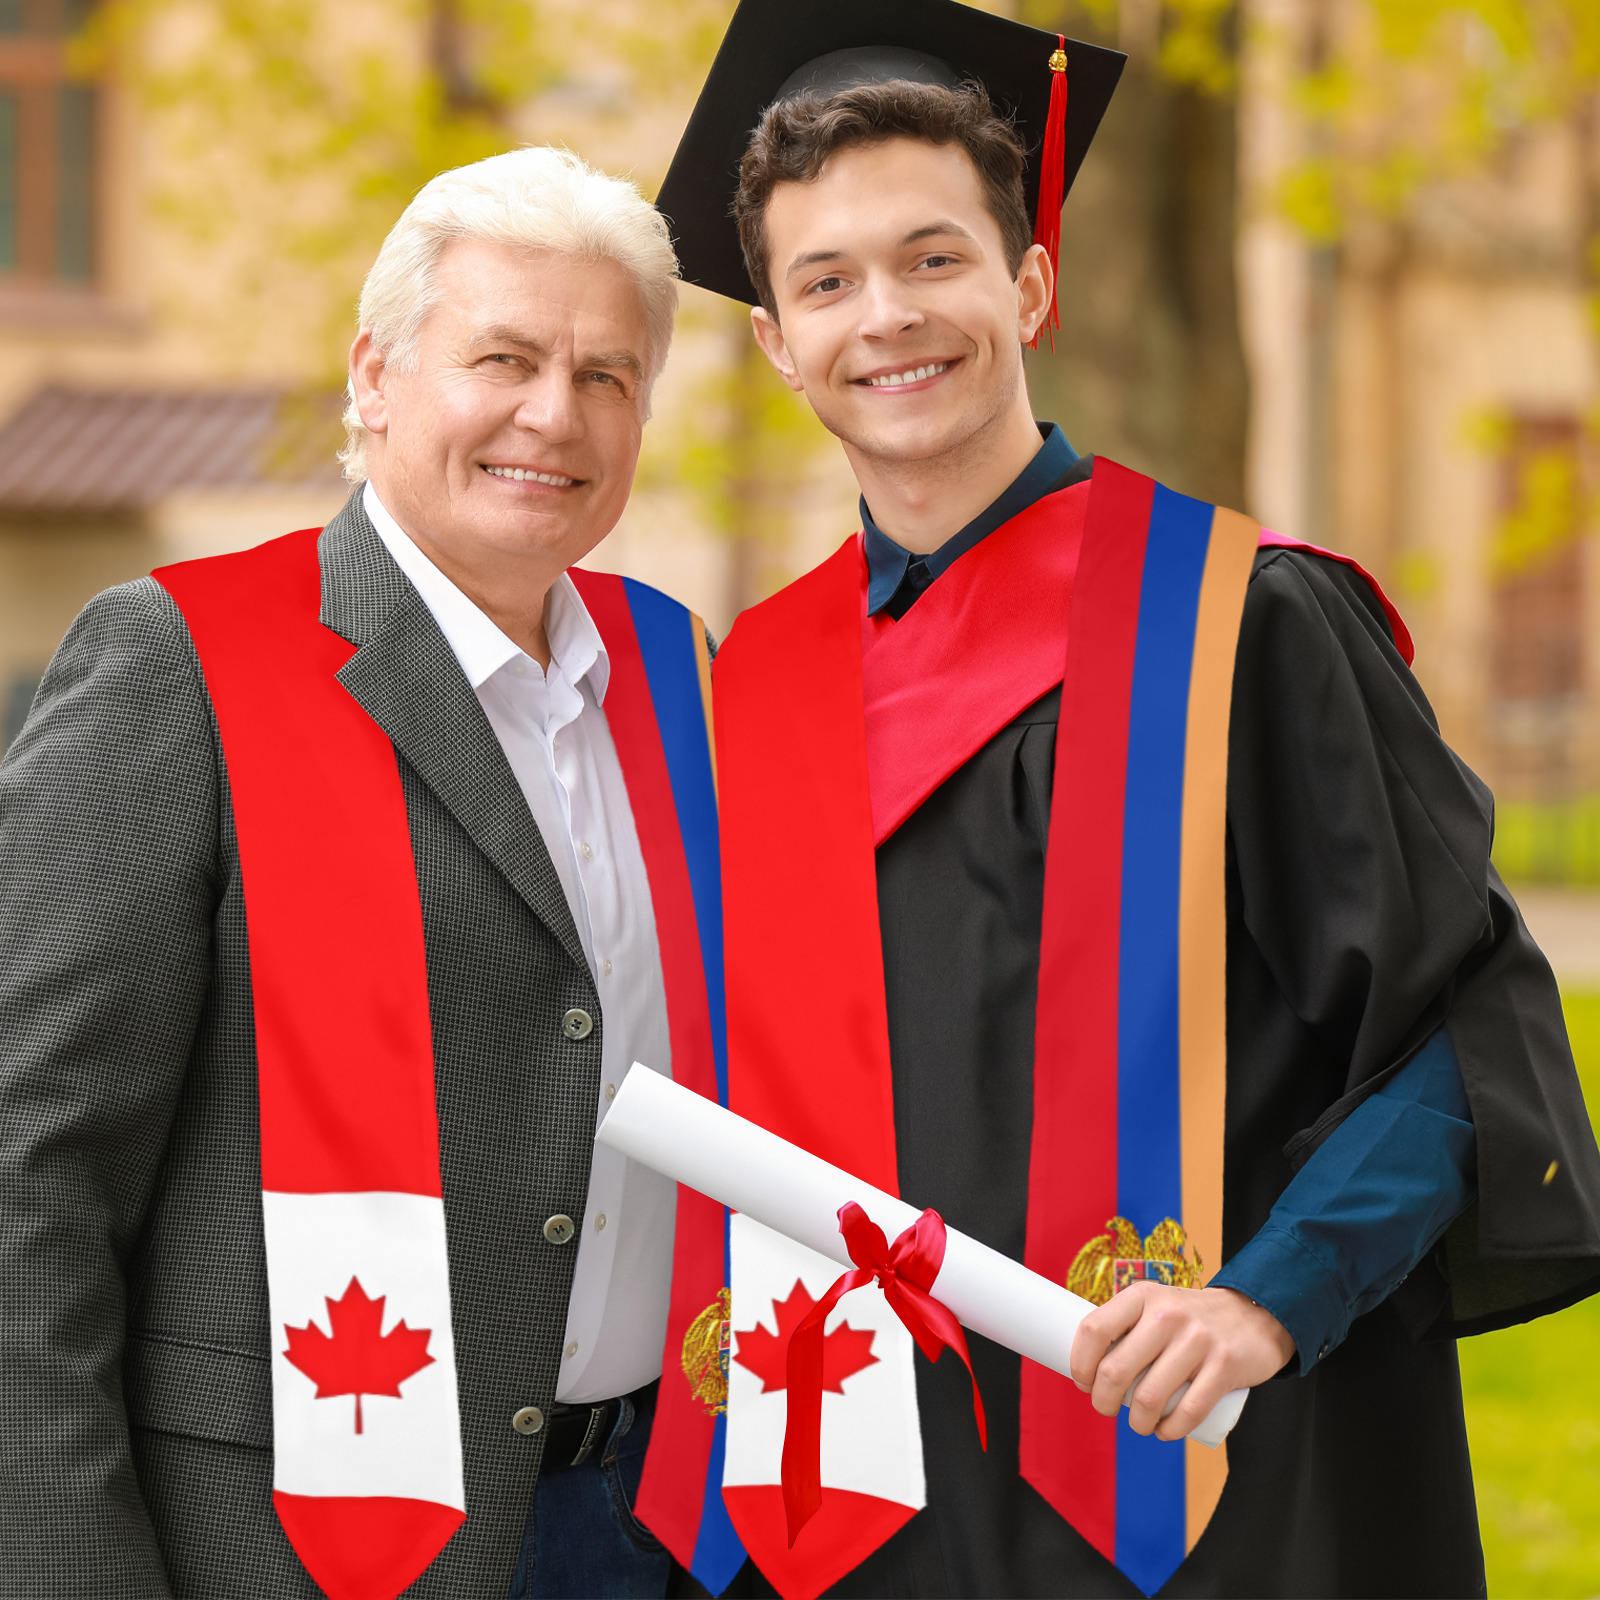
[
  {"left": 725, "top": 1212, "right": 925, "bottom": 1509},
  {"left": 263, "top": 1190, "right": 466, "bottom": 1510}
]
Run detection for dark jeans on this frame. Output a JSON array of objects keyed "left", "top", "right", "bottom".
[{"left": 508, "top": 1381, "right": 672, "bottom": 1600}]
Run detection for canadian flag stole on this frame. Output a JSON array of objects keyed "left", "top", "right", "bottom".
[
  {"left": 1021, "top": 465, "right": 1261, "bottom": 1596},
  {"left": 155, "top": 533, "right": 743, "bottom": 1600}
]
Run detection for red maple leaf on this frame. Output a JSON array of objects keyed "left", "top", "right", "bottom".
[
  {"left": 733, "top": 1279, "right": 879, "bottom": 1394},
  {"left": 282, "top": 1277, "right": 435, "bottom": 1434}
]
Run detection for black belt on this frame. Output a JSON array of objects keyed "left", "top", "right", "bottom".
[
  {"left": 541, "top": 1397, "right": 620, "bottom": 1469},
  {"left": 541, "top": 1379, "right": 658, "bottom": 1470}
]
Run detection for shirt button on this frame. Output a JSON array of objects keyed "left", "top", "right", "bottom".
[
  {"left": 510, "top": 659, "right": 527, "bottom": 677},
  {"left": 561, "top": 1008, "right": 593, "bottom": 1040},
  {"left": 594, "top": 1213, "right": 607, "bottom": 1232},
  {"left": 604, "top": 1083, "right": 617, "bottom": 1101},
  {"left": 544, "top": 1214, "right": 576, "bottom": 1245},
  {"left": 565, "top": 1341, "right": 579, "bottom": 1360},
  {"left": 512, "top": 1406, "right": 544, "bottom": 1435},
  {"left": 602, "top": 959, "right": 613, "bottom": 976},
  {"left": 580, "top": 841, "right": 594, "bottom": 859}
]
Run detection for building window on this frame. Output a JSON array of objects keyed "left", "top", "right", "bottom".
[{"left": 0, "top": 0, "right": 96, "bottom": 285}]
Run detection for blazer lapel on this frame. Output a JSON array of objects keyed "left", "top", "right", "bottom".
[{"left": 316, "top": 492, "right": 590, "bottom": 974}]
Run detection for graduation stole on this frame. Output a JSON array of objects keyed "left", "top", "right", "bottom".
[
  {"left": 156, "top": 533, "right": 745, "bottom": 1600},
  {"left": 714, "top": 459, "right": 1410, "bottom": 1600}
]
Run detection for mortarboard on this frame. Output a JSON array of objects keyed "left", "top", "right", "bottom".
[{"left": 656, "top": 0, "right": 1126, "bottom": 338}]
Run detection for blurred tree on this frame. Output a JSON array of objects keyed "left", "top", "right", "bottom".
[
  {"left": 639, "top": 296, "right": 838, "bottom": 619},
  {"left": 1019, "top": 0, "right": 1251, "bottom": 509},
  {"left": 1018, "top": 0, "right": 1599, "bottom": 522},
  {"left": 73, "top": 0, "right": 559, "bottom": 374},
  {"left": 73, "top": 0, "right": 833, "bottom": 613}
]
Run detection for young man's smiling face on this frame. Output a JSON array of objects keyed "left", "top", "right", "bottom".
[{"left": 751, "top": 136, "right": 1050, "bottom": 470}]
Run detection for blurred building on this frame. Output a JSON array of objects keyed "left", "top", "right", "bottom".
[
  {"left": 1237, "top": 0, "right": 1600, "bottom": 844},
  {"left": 0, "top": 0, "right": 350, "bottom": 741},
  {"left": 0, "top": 0, "right": 857, "bottom": 750},
  {"left": 6, "top": 0, "right": 1598, "bottom": 845}
]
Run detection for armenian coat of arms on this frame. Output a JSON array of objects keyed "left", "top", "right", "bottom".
[
  {"left": 682, "top": 1287, "right": 733, "bottom": 1415},
  {"left": 1067, "top": 1217, "right": 1205, "bottom": 1306}
]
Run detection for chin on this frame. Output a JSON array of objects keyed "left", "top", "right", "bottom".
[{"left": 850, "top": 407, "right": 980, "bottom": 465}]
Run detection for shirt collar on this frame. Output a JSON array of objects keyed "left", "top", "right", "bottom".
[
  {"left": 362, "top": 481, "right": 610, "bottom": 702},
  {"left": 862, "top": 422, "right": 1078, "bottom": 616}
]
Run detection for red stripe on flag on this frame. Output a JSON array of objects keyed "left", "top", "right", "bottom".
[
  {"left": 1021, "top": 461, "right": 1156, "bottom": 1560},
  {"left": 156, "top": 529, "right": 442, "bottom": 1197},
  {"left": 272, "top": 1492, "right": 465, "bottom": 1600},
  {"left": 570, "top": 570, "right": 723, "bottom": 1563},
  {"left": 716, "top": 540, "right": 897, "bottom": 1191},
  {"left": 721, "top": 1486, "right": 917, "bottom": 1600}
]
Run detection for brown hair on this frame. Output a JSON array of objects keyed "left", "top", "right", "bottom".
[{"left": 734, "top": 80, "right": 1032, "bottom": 317}]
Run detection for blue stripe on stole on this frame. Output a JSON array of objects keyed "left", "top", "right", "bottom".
[
  {"left": 622, "top": 580, "right": 730, "bottom": 1100},
  {"left": 690, "top": 1207, "right": 745, "bottom": 1589},
  {"left": 1114, "top": 485, "right": 1214, "bottom": 1595}
]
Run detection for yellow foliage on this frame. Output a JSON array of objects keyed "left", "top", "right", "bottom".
[
  {"left": 1489, "top": 447, "right": 1584, "bottom": 582},
  {"left": 1272, "top": 0, "right": 1600, "bottom": 244}
]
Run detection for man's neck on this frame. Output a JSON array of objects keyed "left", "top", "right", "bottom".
[
  {"left": 366, "top": 473, "right": 556, "bottom": 669},
  {"left": 844, "top": 389, "right": 1044, "bottom": 556}
]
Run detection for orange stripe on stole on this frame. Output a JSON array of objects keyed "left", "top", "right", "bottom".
[
  {"left": 691, "top": 612, "right": 718, "bottom": 800},
  {"left": 1178, "top": 505, "right": 1259, "bottom": 1549}
]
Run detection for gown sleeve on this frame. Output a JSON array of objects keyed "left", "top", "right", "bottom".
[
  {"left": 1212, "top": 1025, "right": 1475, "bottom": 1369},
  {"left": 1224, "top": 547, "right": 1600, "bottom": 1339}
]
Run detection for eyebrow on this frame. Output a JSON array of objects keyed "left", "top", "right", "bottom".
[
  {"left": 470, "top": 327, "right": 645, "bottom": 377},
  {"left": 782, "top": 219, "right": 981, "bottom": 281}
]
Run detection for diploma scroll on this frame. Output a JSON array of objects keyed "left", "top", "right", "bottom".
[{"left": 598, "top": 1063, "right": 1247, "bottom": 1448}]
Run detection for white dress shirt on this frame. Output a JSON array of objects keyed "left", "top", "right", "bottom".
[{"left": 363, "top": 483, "right": 676, "bottom": 1404}]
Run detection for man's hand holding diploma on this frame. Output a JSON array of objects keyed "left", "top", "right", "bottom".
[{"left": 1072, "top": 1282, "right": 1296, "bottom": 1441}]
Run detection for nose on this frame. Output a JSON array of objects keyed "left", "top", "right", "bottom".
[
  {"left": 514, "top": 366, "right": 583, "bottom": 444},
  {"left": 854, "top": 270, "right": 924, "bottom": 343}
]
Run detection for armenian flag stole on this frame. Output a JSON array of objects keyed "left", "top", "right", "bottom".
[
  {"left": 567, "top": 571, "right": 747, "bottom": 1594},
  {"left": 1022, "top": 462, "right": 1261, "bottom": 1597}
]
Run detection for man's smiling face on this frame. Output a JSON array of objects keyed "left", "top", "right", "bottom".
[
  {"left": 355, "top": 235, "right": 652, "bottom": 582},
  {"left": 752, "top": 136, "right": 1038, "bottom": 468}
]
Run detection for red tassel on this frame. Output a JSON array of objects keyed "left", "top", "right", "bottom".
[{"left": 1029, "top": 36, "right": 1069, "bottom": 352}]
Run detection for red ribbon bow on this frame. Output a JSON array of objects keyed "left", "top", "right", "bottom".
[{"left": 781, "top": 1202, "right": 987, "bottom": 1545}]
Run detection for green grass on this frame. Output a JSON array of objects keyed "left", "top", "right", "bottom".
[
  {"left": 1491, "top": 801, "right": 1600, "bottom": 886},
  {"left": 1459, "top": 992, "right": 1600, "bottom": 1597}
]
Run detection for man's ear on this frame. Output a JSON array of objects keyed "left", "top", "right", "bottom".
[
  {"left": 1015, "top": 243, "right": 1054, "bottom": 347},
  {"left": 349, "top": 330, "right": 391, "bottom": 436},
  {"left": 750, "top": 305, "right": 804, "bottom": 393}
]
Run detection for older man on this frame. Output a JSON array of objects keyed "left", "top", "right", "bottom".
[{"left": 0, "top": 148, "right": 731, "bottom": 1600}]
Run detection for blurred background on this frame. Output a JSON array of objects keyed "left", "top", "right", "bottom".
[{"left": 0, "top": 0, "right": 1595, "bottom": 1588}]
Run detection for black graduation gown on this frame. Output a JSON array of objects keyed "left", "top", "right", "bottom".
[{"left": 727, "top": 542, "right": 1600, "bottom": 1600}]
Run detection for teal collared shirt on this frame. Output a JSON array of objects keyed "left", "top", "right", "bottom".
[{"left": 863, "top": 423, "right": 1080, "bottom": 618}]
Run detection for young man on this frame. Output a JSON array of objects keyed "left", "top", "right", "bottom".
[
  {"left": 651, "top": 2, "right": 1600, "bottom": 1596},
  {"left": 0, "top": 149, "right": 729, "bottom": 1600}
]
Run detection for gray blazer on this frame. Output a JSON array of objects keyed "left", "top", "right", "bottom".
[{"left": 0, "top": 494, "right": 613, "bottom": 1596}]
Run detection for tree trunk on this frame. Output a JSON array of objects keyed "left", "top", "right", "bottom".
[{"left": 1024, "top": 6, "right": 1250, "bottom": 510}]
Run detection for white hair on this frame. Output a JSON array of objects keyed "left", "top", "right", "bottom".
[{"left": 340, "top": 145, "right": 679, "bottom": 482}]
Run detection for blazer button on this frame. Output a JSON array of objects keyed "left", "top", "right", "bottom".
[
  {"left": 562, "top": 1008, "right": 594, "bottom": 1040},
  {"left": 544, "top": 1214, "right": 576, "bottom": 1245},
  {"left": 512, "top": 1406, "right": 545, "bottom": 1435}
]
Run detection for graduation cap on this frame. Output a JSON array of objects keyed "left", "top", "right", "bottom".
[{"left": 656, "top": 0, "right": 1127, "bottom": 339}]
